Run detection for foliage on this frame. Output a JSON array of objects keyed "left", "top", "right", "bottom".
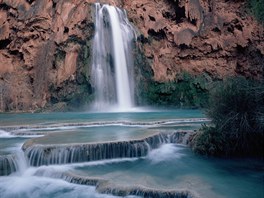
[
  {"left": 248, "top": 0, "right": 264, "bottom": 24},
  {"left": 138, "top": 72, "right": 211, "bottom": 108},
  {"left": 191, "top": 125, "right": 225, "bottom": 156},
  {"left": 192, "top": 77, "right": 264, "bottom": 157}
]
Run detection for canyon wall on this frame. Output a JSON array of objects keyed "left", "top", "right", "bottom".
[
  {"left": 124, "top": 0, "right": 263, "bottom": 82},
  {"left": 0, "top": 0, "right": 96, "bottom": 112},
  {"left": 0, "top": 0, "right": 263, "bottom": 112}
]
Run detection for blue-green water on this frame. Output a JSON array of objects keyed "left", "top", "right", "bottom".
[
  {"left": 0, "top": 109, "right": 206, "bottom": 153},
  {"left": 0, "top": 110, "right": 263, "bottom": 198},
  {"left": 0, "top": 109, "right": 204, "bottom": 126},
  {"left": 70, "top": 144, "right": 264, "bottom": 198}
]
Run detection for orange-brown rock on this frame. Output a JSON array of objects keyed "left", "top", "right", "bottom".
[
  {"left": 123, "top": 0, "right": 263, "bottom": 81},
  {"left": 0, "top": 0, "right": 263, "bottom": 112},
  {"left": 0, "top": 0, "right": 97, "bottom": 112}
]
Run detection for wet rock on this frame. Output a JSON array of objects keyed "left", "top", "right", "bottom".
[{"left": 22, "top": 131, "right": 192, "bottom": 166}]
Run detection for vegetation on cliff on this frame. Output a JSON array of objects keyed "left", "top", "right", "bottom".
[
  {"left": 191, "top": 77, "right": 264, "bottom": 158},
  {"left": 248, "top": 0, "right": 264, "bottom": 24},
  {"left": 137, "top": 72, "right": 211, "bottom": 108}
]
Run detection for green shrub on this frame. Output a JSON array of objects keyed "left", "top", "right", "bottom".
[
  {"left": 138, "top": 72, "right": 211, "bottom": 108},
  {"left": 248, "top": 0, "right": 264, "bottom": 24},
  {"left": 192, "top": 77, "right": 264, "bottom": 157},
  {"left": 191, "top": 125, "right": 225, "bottom": 156}
]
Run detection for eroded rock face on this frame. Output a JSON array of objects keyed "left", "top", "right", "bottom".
[
  {"left": 123, "top": 0, "right": 264, "bottom": 81},
  {"left": 0, "top": 0, "right": 96, "bottom": 112},
  {"left": 0, "top": 0, "right": 263, "bottom": 112}
]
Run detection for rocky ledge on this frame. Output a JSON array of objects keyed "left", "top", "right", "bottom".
[
  {"left": 34, "top": 165, "right": 199, "bottom": 198},
  {"left": 22, "top": 131, "right": 192, "bottom": 166}
]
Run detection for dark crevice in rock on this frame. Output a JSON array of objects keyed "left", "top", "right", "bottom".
[
  {"left": 0, "top": 3, "right": 10, "bottom": 11},
  {"left": 137, "top": 34, "right": 149, "bottom": 44},
  {"left": 179, "top": 44, "right": 189, "bottom": 50},
  {"left": 148, "top": 15, "right": 156, "bottom": 21},
  {"left": 9, "top": 50, "right": 24, "bottom": 60},
  {"left": 190, "top": 18, "right": 197, "bottom": 26},
  {"left": 52, "top": 1, "right": 57, "bottom": 9},
  {"left": 0, "top": 39, "right": 11, "bottom": 49},
  {"left": 29, "top": 76, "right": 34, "bottom": 85},
  {"left": 165, "top": 0, "right": 185, "bottom": 22},
  {"left": 236, "top": 45, "right": 246, "bottom": 53},
  {"left": 162, "top": 11, "right": 176, "bottom": 20},
  {"left": 64, "top": 27, "right": 69, "bottom": 34},
  {"left": 26, "top": 0, "right": 35, "bottom": 5},
  {"left": 148, "top": 29, "right": 166, "bottom": 40},
  {"left": 212, "top": 27, "right": 221, "bottom": 33},
  {"left": 174, "top": 0, "right": 186, "bottom": 23}
]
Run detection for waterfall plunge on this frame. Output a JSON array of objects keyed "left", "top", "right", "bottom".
[{"left": 91, "top": 4, "right": 135, "bottom": 112}]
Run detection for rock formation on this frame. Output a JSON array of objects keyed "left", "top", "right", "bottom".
[
  {"left": 123, "top": 0, "right": 263, "bottom": 81},
  {"left": 0, "top": 0, "right": 95, "bottom": 112},
  {"left": 0, "top": 0, "right": 263, "bottom": 112}
]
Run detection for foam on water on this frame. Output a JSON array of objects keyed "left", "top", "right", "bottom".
[
  {"left": 5, "top": 117, "right": 209, "bottom": 131},
  {"left": 0, "top": 162, "right": 141, "bottom": 198},
  {"left": 0, "top": 130, "right": 13, "bottom": 138},
  {"left": 68, "top": 158, "right": 140, "bottom": 168},
  {"left": 0, "top": 175, "right": 121, "bottom": 198},
  {"left": 147, "top": 144, "right": 185, "bottom": 164}
]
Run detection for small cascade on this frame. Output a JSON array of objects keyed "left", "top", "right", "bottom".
[
  {"left": 91, "top": 3, "right": 135, "bottom": 111},
  {"left": 168, "top": 130, "right": 193, "bottom": 144},
  {"left": 0, "top": 155, "right": 17, "bottom": 176},
  {"left": 23, "top": 132, "right": 192, "bottom": 167},
  {"left": 24, "top": 141, "right": 150, "bottom": 166},
  {"left": 13, "top": 150, "right": 28, "bottom": 174},
  {"left": 0, "top": 150, "right": 28, "bottom": 176}
]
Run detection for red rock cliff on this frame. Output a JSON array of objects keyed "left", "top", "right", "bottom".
[
  {"left": 0, "top": 0, "right": 96, "bottom": 111},
  {"left": 0, "top": 0, "right": 263, "bottom": 112},
  {"left": 123, "top": 0, "right": 263, "bottom": 81}
]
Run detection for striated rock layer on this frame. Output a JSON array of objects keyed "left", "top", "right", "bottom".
[{"left": 0, "top": 0, "right": 263, "bottom": 112}]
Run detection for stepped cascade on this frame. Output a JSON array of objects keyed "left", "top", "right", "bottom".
[
  {"left": 22, "top": 132, "right": 187, "bottom": 166},
  {"left": 91, "top": 3, "right": 135, "bottom": 111},
  {"left": 0, "top": 110, "right": 263, "bottom": 198},
  {"left": 0, "top": 0, "right": 263, "bottom": 196}
]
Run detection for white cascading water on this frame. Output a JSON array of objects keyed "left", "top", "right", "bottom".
[{"left": 91, "top": 3, "right": 135, "bottom": 112}]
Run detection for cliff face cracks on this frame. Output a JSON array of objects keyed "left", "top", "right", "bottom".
[
  {"left": 0, "top": 0, "right": 263, "bottom": 112},
  {"left": 0, "top": 0, "right": 95, "bottom": 111},
  {"left": 124, "top": 0, "right": 263, "bottom": 82}
]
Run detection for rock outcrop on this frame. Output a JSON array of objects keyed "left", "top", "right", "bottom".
[
  {"left": 0, "top": 0, "right": 95, "bottom": 112},
  {"left": 123, "top": 0, "right": 263, "bottom": 81},
  {"left": 0, "top": 0, "right": 263, "bottom": 112}
]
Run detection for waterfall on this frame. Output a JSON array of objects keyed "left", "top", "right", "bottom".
[
  {"left": 23, "top": 132, "right": 191, "bottom": 166},
  {"left": 0, "top": 150, "right": 28, "bottom": 176},
  {"left": 91, "top": 3, "right": 135, "bottom": 112}
]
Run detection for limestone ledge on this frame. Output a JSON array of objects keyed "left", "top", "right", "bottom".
[
  {"left": 22, "top": 131, "right": 193, "bottom": 166},
  {"left": 63, "top": 171, "right": 199, "bottom": 198}
]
